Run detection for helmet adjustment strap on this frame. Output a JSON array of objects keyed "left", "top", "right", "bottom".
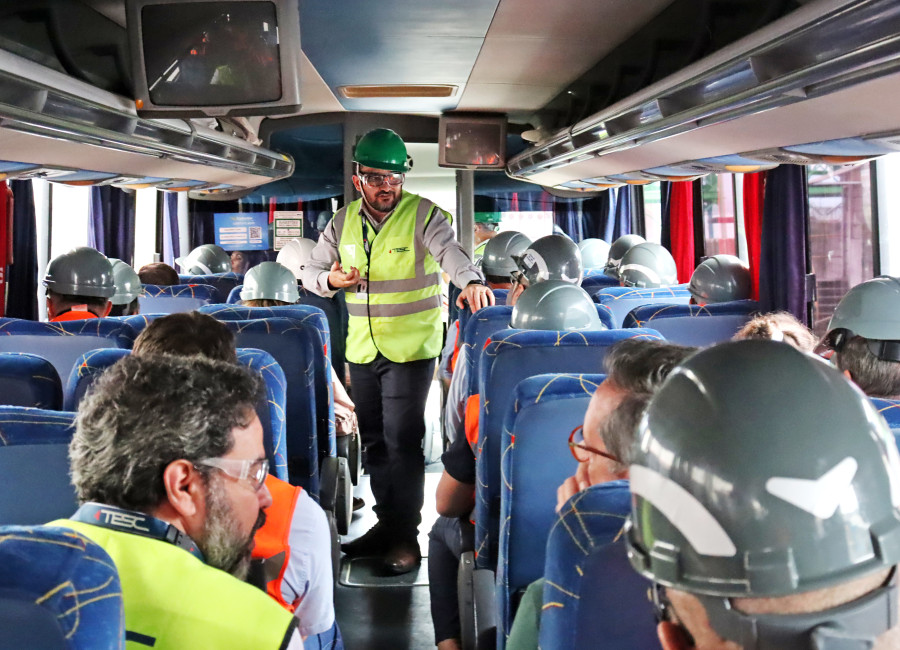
[{"left": 867, "top": 339, "right": 900, "bottom": 363}]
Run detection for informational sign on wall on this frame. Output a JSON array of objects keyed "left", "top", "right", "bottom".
[
  {"left": 273, "top": 211, "right": 304, "bottom": 251},
  {"left": 214, "top": 212, "right": 269, "bottom": 251}
]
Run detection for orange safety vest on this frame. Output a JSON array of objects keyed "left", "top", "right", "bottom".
[
  {"left": 50, "top": 308, "right": 99, "bottom": 322},
  {"left": 450, "top": 322, "right": 461, "bottom": 373},
  {"left": 252, "top": 475, "right": 303, "bottom": 612},
  {"left": 463, "top": 336, "right": 495, "bottom": 451}
]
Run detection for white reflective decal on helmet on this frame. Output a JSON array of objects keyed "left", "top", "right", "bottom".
[
  {"left": 619, "top": 264, "right": 661, "bottom": 286},
  {"left": 525, "top": 251, "right": 550, "bottom": 281},
  {"left": 765, "top": 457, "right": 858, "bottom": 519},
  {"left": 630, "top": 465, "right": 737, "bottom": 557}
]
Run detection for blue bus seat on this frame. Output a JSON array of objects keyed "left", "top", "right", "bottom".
[
  {"left": 538, "top": 482, "right": 656, "bottom": 650},
  {"left": 871, "top": 397, "right": 900, "bottom": 446},
  {"left": 0, "top": 352, "right": 63, "bottom": 410},
  {"left": 218, "top": 318, "right": 320, "bottom": 493},
  {"left": 580, "top": 273, "right": 619, "bottom": 296},
  {"left": 474, "top": 327, "right": 663, "bottom": 570},
  {"left": 0, "top": 318, "right": 136, "bottom": 385},
  {"left": 222, "top": 286, "right": 349, "bottom": 386},
  {"left": 201, "top": 305, "right": 336, "bottom": 461},
  {"left": 497, "top": 373, "right": 606, "bottom": 648},
  {"left": 139, "top": 283, "right": 219, "bottom": 314},
  {"left": 63, "top": 348, "right": 290, "bottom": 483},
  {"left": 178, "top": 272, "right": 243, "bottom": 303},
  {"left": 0, "top": 525, "right": 125, "bottom": 649},
  {"left": 456, "top": 290, "right": 509, "bottom": 346},
  {"left": 592, "top": 285, "right": 691, "bottom": 327},
  {"left": 112, "top": 313, "right": 163, "bottom": 336},
  {"left": 623, "top": 300, "right": 760, "bottom": 346},
  {"left": 0, "top": 407, "right": 77, "bottom": 525}
]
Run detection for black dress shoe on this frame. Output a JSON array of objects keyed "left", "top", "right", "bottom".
[
  {"left": 352, "top": 496, "right": 365, "bottom": 512},
  {"left": 340, "top": 522, "right": 392, "bottom": 557},
  {"left": 384, "top": 539, "right": 422, "bottom": 575}
]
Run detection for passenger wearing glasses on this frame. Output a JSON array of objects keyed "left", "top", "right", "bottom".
[
  {"left": 52, "top": 354, "right": 302, "bottom": 649},
  {"left": 507, "top": 339, "right": 695, "bottom": 650}
]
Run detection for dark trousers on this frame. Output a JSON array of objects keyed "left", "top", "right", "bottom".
[
  {"left": 349, "top": 354, "right": 435, "bottom": 538},
  {"left": 428, "top": 515, "right": 470, "bottom": 644}
]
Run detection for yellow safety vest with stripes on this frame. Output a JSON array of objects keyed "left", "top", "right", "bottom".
[
  {"left": 54, "top": 519, "right": 296, "bottom": 650},
  {"left": 337, "top": 191, "right": 445, "bottom": 364}
]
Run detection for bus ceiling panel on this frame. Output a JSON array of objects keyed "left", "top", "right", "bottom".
[{"left": 300, "top": 0, "right": 500, "bottom": 113}]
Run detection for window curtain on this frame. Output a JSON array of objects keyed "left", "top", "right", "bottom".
[
  {"left": 88, "top": 186, "right": 135, "bottom": 263},
  {"left": 743, "top": 172, "right": 766, "bottom": 301},
  {"left": 162, "top": 192, "right": 180, "bottom": 267},
  {"left": 667, "top": 181, "right": 695, "bottom": 283},
  {"left": 758, "top": 165, "right": 809, "bottom": 322},
  {"left": 582, "top": 192, "right": 612, "bottom": 241},
  {"left": 189, "top": 198, "right": 240, "bottom": 249},
  {"left": 610, "top": 186, "right": 635, "bottom": 241},
  {"left": 553, "top": 199, "right": 583, "bottom": 240},
  {"left": 7, "top": 180, "right": 38, "bottom": 320},
  {"left": 660, "top": 181, "right": 673, "bottom": 250}
]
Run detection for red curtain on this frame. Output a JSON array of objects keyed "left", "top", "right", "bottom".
[
  {"left": 669, "top": 181, "right": 695, "bottom": 283},
  {"left": 743, "top": 172, "right": 766, "bottom": 301}
]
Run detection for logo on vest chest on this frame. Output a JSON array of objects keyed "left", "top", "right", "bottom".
[{"left": 389, "top": 247, "right": 410, "bottom": 254}]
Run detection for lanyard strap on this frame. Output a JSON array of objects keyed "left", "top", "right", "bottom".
[{"left": 71, "top": 502, "right": 205, "bottom": 562}]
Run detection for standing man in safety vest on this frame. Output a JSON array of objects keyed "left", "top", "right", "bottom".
[{"left": 303, "top": 128, "right": 493, "bottom": 574}]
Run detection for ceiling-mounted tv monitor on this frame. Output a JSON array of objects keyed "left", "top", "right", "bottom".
[
  {"left": 126, "top": 0, "right": 301, "bottom": 118},
  {"left": 438, "top": 113, "right": 507, "bottom": 169}
]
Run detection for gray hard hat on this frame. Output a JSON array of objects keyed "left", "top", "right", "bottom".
[
  {"left": 619, "top": 242, "right": 677, "bottom": 288},
  {"left": 627, "top": 340, "right": 900, "bottom": 597},
  {"left": 688, "top": 254, "right": 750, "bottom": 304},
  {"left": 175, "top": 244, "right": 231, "bottom": 275},
  {"left": 482, "top": 231, "right": 532, "bottom": 277},
  {"left": 824, "top": 277, "right": 900, "bottom": 359},
  {"left": 514, "top": 235, "right": 583, "bottom": 285},
  {"left": 510, "top": 280, "right": 605, "bottom": 331},
  {"left": 276, "top": 238, "right": 317, "bottom": 280},
  {"left": 108, "top": 259, "right": 142, "bottom": 305},
  {"left": 578, "top": 239, "right": 611, "bottom": 271},
  {"left": 42, "top": 247, "right": 115, "bottom": 298},
  {"left": 603, "top": 234, "right": 645, "bottom": 278},
  {"left": 240, "top": 262, "right": 300, "bottom": 303}
]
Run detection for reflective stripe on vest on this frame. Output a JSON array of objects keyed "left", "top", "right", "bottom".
[
  {"left": 252, "top": 475, "right": 303, "bottom": 612},
  {"left": 336, "top": 191, "right": 445, "bottom": 364},
  {"left": 55, "top": 519, "right": 295, "bottom": 650}
]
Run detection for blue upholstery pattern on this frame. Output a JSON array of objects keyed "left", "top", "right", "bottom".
[
  {"left": 0, "top": 525, "right": 125, "bottom": 649},
  {"left": 871, "top": 398, "right": 900, "bottom": 446},
  {"left": 592, "top": 284, "right": 691, "bottom": 327},
  {"left": 538, "top": 483, "right": 656, "bottom": 650},
  {"left": 0, "top": 407, "right": 78, "bottom": 525},
  {"left": 112, "top": 313, "right": 163, "bottom": 336},
  {"left": 475, "top": 327, "right": 663, "bottom": 569},
  {"left": 139, "top": 283, "right": 219, "bottom": 314},
  {"left": 0, "top": 352, "right": 63, "bottom": 410},
  {"left": 580, "top": 273, "right": 619, "bottom": 296},
  {"left": 497, "top": 373, "right": 605, "bottom": 647},
  {"left": 178, "top": 272, "right": 243, "bottom": 303},
  {"left": 62, "top": 348, "right": 290, "bottom": 482},
  {"left": 0, "top": 318, "right": 136, "bottom": 386},
  {"left": 623, "top": 300, "right": 759, "bottom": 346},
  {"left": 201, "top": 304, "right": 336, "bottom": 460},
  {"left": 217, "top": 319, "right": 320, "bottom": 493}
]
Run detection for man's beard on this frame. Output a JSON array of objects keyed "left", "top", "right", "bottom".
[
  {"left": 197, "top": 479, "right": 266, "bottom": 580},
  {"left": 368, "top": 189, "right": 399, "bottom": 213}
]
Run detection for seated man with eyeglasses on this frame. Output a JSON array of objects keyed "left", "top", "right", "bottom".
[
  {"left": 507, "top": 339, "right": 695, "bottom": 650},
  {"left": 50, "top": 353, "right": 302, "bottom": 649}
]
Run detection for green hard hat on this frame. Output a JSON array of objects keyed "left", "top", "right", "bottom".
[
  {"left": 688, "top": 254, "right": 750, "bottom": 304},
  {"left": 353, "top": 128, "right": 411, "bottom": 173},
  {"left": 510, "top": 280, "right": 605, "bottom": 331},
  {"left": 515, "top": 235, "right": 583, "bottom": 285},
  {"left": 603, "top": 234, "right": 645, "bottom": 278},
  {"left": 825, "top": 277, "right": 900, "bottom": 354},
  {"left": 619, "top": 242, "right": 677, "bottom": 288},
  {"left": 176, "top": 244, "right": 231, "bottom": 275},
  {"left": 240, "top": 262, "right": 299, "bottom": 303},
  {"left": 578, "top": 238, "right": 611, "bottom": 271},
  {"left": 108, "top": 259, "right": 142, "bottom": 305},
  {"left": 627, "top": 339, "right": 900, "bottom": 600},
  {"left": 482, "top": 231, "right": 531, "bottom": 277},
  {"left": 475, "top": 211, "right": 501, "bottom": 224},
  {"left": 43, "top": 247, "right": 115, "bottom": 298}
]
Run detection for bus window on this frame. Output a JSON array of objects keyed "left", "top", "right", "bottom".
[
  {"left": 642, "top": 182, "right": 662, "bottom": 244},
  {"left": 808, "top": 162, "right": 875, "bottom": 337},
  {"left": 700, "top": 174, "right": 737, "bottom": 257},
  {"left": 49, "top": 185, "right": 91, "bottom": 259}
]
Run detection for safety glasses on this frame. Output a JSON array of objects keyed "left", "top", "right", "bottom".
[{"left": 194, "top": 457, "right": 269, "bottom": 491}]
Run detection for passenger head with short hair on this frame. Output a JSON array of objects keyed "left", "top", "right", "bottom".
[
  {"left": 138, "top": 262, "right": 179, "bottom": 286},
  {"left": 70, "top": 353, "right": 268, "bottom": 579},
  {"left": 822, "top": 277, "right": 900, "bottom": 399},
  {"left": 733, "top": 311, "right": 817, "bottom": 352},
  {"left": 627, "top": 340, "right": 900, "bottom": 649},
  {"left": 43, "top": 247, "right": 115, "bottom": 320},
  {"left": 132, "top": 312, "right": 237, "bottom": 363},
  {"left": 108, "top": 259, "right": 141, "bottom": 317}
]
